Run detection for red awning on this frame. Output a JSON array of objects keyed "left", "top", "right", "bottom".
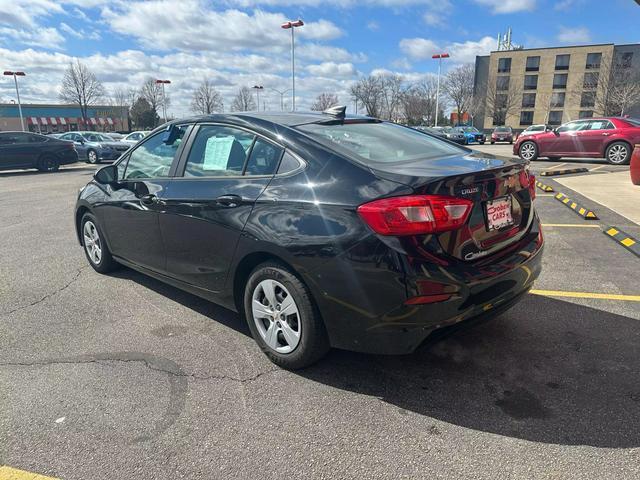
[
  {"left": 40, "top": 117, "right": 48, "bottom": 125},
  {"left": 107, "top": 117, "right": 114, "bottom": 125}
]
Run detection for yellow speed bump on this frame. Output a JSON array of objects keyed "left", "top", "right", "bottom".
[
  {"left": 541, "top": 167, "right": 589, "bottom": 176},
  {"left": 554, "top": 192, "right": 598, "bottom": 219},
  {"left": 0, "top": 466, "right": 60, "bottom": 480},
  {"left": 604, "top": 226, "right": 640, "bottom": 257},
  {"left": 535, "top": 181, "right": 554, "bottom": 192},
  {"left": 531, "top": 290, "right": 640, "bottom": 302}
]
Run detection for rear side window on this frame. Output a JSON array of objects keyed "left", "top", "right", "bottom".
[
  {"left": 244, "top": 138, "right": 283, "bottom": 176},
  {"left": 296, "top": 122, "right": 463, "bottom": 165},
  {"left": 277, "top": 151, "right": 301, "bottom": 174},
  {"left": 184, "top": 125, "right": 254, "bottom": 177}
]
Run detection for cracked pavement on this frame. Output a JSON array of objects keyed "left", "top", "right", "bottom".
[{"left": 1, "top": 165, "right": 639, "bottom": 479}]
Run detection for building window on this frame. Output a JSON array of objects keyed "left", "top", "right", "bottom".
[
  {"left": 526, "top": 56, "right": 540, "bottom": 72},
  {"left": 583, "top": 72, "right": 599, "bottom": 89},
  {"left": 548, "top": 111, "right": 563, "bottom": 125},
  {"left": 585, "top": 52, "right": 602, "bottom": 69},
  {"left": 555, "top": 54, "right": 570, "bottom": 70},
  {"left": 618, "top": 52, "right": 634, "bottom": 68},
  {"left": 496, "top": 76, "right": 510, "bottom": 91},
  {"left": 550, "top": 92, "right": 565, "bottom": 108},
  {"left": 520, "top": 111, "right": 534, "bottom": 126},
  {"left": 522, "top": 93, "right": 536, "bottom": 108},
  {"left": 553, "top": 73, "right": 568, "bottom": 89},
  {"left": 523, "top": 75, "right": 538, "bottom": 90},
  {"left": 580, "top": 91, "right": 596, "bottom": 108},
  {"left": 579, "top": 111, "right": 594, "bottom": 119},
  {"left": 498, "top": 57, "right": 512, "bottom": 73}
]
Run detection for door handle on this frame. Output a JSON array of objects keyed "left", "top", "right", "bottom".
[
  {"left": 140, "top": 194, "right": 162, "bottom": 206},
  {"left": 602, "top": 133, "right": 611, "bottom": 136},
  {"left": 216, "top": 194, "right": 242, "bottom": 208}
]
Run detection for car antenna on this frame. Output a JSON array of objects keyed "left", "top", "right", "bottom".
[{"left": 323, "top": 105, "right": 346, "bottom": 119}]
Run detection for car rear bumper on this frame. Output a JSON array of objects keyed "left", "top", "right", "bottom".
[
  {"left": 98, "top": 150, "right": 126, "bottom": 161},
  {"left": 306, "top": 222, "right": 543, "bottom": 354}
]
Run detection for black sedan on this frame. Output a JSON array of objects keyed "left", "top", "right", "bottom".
[
  {"left": 0, "top": 131, "right": 78, "bottom": 172},
  {"left": 74, "top": 108, "right": 543, "bottom": 369}
]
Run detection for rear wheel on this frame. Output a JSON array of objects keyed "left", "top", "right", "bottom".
[
  {"left": 605, "top": 142, "right": 631, "bottom": 165},
  {"left": 87, "top": 149, "right": 99, "bottom": 164},
  {"left": 37, "top": 155, "right": 59, "bottom": 172},
  {"left": 81, "top": 213, "right": 119, "bottom": 274},
  {"left": 244, "top": 262, "right": 330, "bottom": 369},
  {"left": 519, "top": 141, "right": 538, "bottom": 161}
]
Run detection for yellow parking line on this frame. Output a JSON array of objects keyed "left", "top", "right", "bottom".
[
  {"left": 549, "top": 162, "right": 567, "bottom": 170},
  {"left": 530, "top": 289, "right": 640, "bottom": 302},
  {"left": 0, "top": 466, "right": 60, "bottom": 480},
  {"left": 541, "top": 224, "right": 600, "bottom": 228}
]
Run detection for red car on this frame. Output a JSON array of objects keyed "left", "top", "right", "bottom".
[
  {"left": 631, "top": 144, "right": 640, "bottom": 185},
  {"left": 514, "top": 117, "right": 640, "bottom": 165},
  {"left": 491, "top": 126, "right": 514, "bottom": 144}
]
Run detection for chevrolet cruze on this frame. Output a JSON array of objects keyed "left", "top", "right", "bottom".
[{"left": 75, "top": 108, "right": 543, "bottom": 369}]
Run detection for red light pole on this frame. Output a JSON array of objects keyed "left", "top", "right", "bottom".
[
  {"left": 155, "top": 79, "right": 171, "bottom": 122},
  {"left": 431, "top": 53, "right": 449, "bottom": 126},
  {"left": 4, "top": 71, "right": 26, "bottom": 131},
  {"left": 252, "top": 85, "right": 264, "bottom": 111},
  {"left": 281, "top": 19, "right": 304, "bottom": 111}
]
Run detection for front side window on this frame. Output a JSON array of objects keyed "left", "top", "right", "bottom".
[
  {"left": 296, "top": 121, "right": 464, "bottom": 165},
  {"left": 553, "top": 74, "right": 568, "bottom": 89},
  {"left": 498, "top": 57, "right": 511, "bottom": 73},
  {"left": 586, "top": 52, "right": 602, "bottom": 69},
  {"left": 123, "top": 125, "right": 188, "bottom": 180},
  {"left": 523, "top": 75, "right": 538, "bottom": 90},
  {"left": 557, "top": 121, "right": 588, "bottom": 133},
  {"left": 184, "top": 125, "right": 255, "bottom": 177},
  {"left": 526, "top": 56, "right": 540, "bottom": 72},
  {"left": 555, "top": 54, "right": 570, "bottom": 70}
]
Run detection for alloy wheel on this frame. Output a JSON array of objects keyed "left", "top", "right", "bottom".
[
  {"left": 520, "top": 143, "right": 536, "bottom": 160},
  {"left": 251, "top": 279, "right": 301, "bottom": 354},
  {"left": 83, "top": 220, "right": 102, "bottom": 265},
  {"left": 608, "top": 144, "right": 628, "bottom": 164},
  {"left": 88, "top": 150, "right": 98, "bottom": 164}
]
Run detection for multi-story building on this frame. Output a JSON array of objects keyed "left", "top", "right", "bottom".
[
  {"left": 474, "top": 43, "right": 640, "bottom": 132},
  {"left": 0, "top": 103, "right": 129, "bottom": 133}
]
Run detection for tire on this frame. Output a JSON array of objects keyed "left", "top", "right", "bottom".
[
  {"left": 37, "top": 155, "right": 59, "bottom": 172},
  {"left": 81, "top": 213, "right": 119, "bottom": 274},
  {"left": 547, "top": 156, "right": 561, "bottom": 161},
  {"left": 480, "top": 141, "right": 485, "bottom": 145},
  {"left": 605, "top": 141, "right": 631, "bottom": 165},
  {"left": 519, "top": 141, "right": 538, "bottom": 161},
  {"left": 509, "top": 140, "right": 513, "bottom": 144},
  {"left": 87, "top": 149, "right": 99, "bottom": 164},
  {"left": 244, "top": 262, "right": 330, "bottom": 369},
  {"left": 490, "top": 141, "right": 495, "bottom": 145}
]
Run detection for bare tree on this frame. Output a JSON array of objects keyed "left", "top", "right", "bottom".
[
  {"left": 350, "top": 75, "right": 384, "bottom": 118},
  {"left": 380, "top": 74, "right": 404, "bottom": 122},
  {"left": 483, "top": 78, "right": 522, "bottom": 127},
  {"left": 401, "top": 79, "right": 438, "bottom": 125},
  {"left": 59, "top": 60, "right": 105, "bottom": 124},
  {"left": 191, "top": 79, "right": 224, "bottom": 114},
  {"left": 140, "top": 78, "right": 170, "bottom": 123},
  {"left": 310, "top": 92, "right": 339, "bottom": 111},
  {"left": 444, "top": 64, "right": 475, "bottom": 122},
  {"left": 230, "top": 86, "right": 257, "bottom": 112},
  {"left": 110, "top": 87, "right": 132, "bottom": 130}
]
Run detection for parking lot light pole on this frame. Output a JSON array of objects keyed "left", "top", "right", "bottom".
[
  {"left": 252, "top": 85, "right": 264, "bottom": 111},
  {"left": 431, "top": 53, "right": 449, "bottom": 127},
  {"left": 155, "top": 79, "right": 171, "bottom": 122},
  {"left": 4, "top": 71, "right": 26, "bottom": 131},
  {"left": 281, "top": 19, "right": 304, "bottom": 111}
]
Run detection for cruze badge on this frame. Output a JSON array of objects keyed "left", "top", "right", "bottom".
[{"left": 460, "top": 186, "right": 479, "bottom": 195}]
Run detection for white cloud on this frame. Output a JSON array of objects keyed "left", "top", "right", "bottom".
[
  {"left": 422, "top": 0, "right": 452, "bottom": 27},
  {"left": 367, "top": 20, "right": 379, "bottom": 31},
  {"left": 60, "top": 22, "right": 101, "bottom": 41},
  {"left": 0, "top": 27, "right": 65, "bottom": 49},
  {"left": 557, "top": 26, "right": 591, "bottom": 44},
  {"left": 0, "top": 0, "right": 64, "bottom": 28},
  {"left": 400, "top": 36, "right": 495, "bottom": 63},
  {"left": 391, "top": 57, "right": 412, "bottom": 70},
  {"left": 473, "top": 0, "right": 536, "bottom": 14},
  {"left": 306, "top": 62, "right": 357, "bottom": 78}
]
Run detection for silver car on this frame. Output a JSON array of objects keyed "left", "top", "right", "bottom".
[{"left": 59, "top": 131, "right": 130, "bottom": 164}]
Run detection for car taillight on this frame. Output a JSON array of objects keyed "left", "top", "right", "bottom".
[
  {"left": 357, "top": 195, "right": 473, "bottom": 236},
  {"left": 528, "top": 174, "right": 536, "bottom": 200}
]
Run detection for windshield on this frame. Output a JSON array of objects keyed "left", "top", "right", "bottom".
[
  {"left": 495, "top": 127, "right": 511, "bottom": 132},
  {"left": 460, "top": 127, "right": 479, "bottom": 133},
  {"left": 296, "top": 121, "right": 465, "bottom": 164}
]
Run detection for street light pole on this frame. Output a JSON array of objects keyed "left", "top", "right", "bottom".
[
  {"left": 431, "top": 53, "right": 449, "bottom": 127},
  {"left": 269, "top": 88, "right": 291, "bottom": 111},
  {"left": 155, "top": 79, "right": 171, "bottom": 122},
  {"left": 281, "top": 19, "right": 304, "bottom": 111},
  {"left": 4, "top": 71, "right": 26, "bottom": 131},
  {"left": 252, "top": 85, "right": 264, "bottom": 111}
]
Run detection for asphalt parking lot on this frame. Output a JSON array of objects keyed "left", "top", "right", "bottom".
[{"left": 1, "top": 153, "right": 639, "bottom": 479}]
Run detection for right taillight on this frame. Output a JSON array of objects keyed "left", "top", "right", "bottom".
[
  {"left": 357, "top": 195, "right": 473, "bottom": 236},
  {"left": 528, "top": 173, "right": 536, "bottom": 200}
]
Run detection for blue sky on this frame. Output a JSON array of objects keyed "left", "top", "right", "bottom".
[{"left": 0, "top": 0, "right": 638, "bottom": 115}]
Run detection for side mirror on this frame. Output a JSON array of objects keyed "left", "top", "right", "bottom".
[
  {"left": 545, "top": 126, "right": 553, "bottom": 132},
  {"left": 94, "top": 164, "right": 118, "bottom": 185}
]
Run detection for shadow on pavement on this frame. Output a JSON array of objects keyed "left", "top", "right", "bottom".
[
  {"left": 114, "top": 268, "right": 640, "bottom": 448},
  {"left": 0, "top": 165, "right": 96, "bottom": 178}
]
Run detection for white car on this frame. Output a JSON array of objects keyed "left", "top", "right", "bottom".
[
  {"left": 517, "top": 124, "right": 546, "bottom": 140},
  {"left": 122, "top": 131, "right": 149, "bottom": 144}
]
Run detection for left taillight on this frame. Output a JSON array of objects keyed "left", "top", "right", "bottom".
[
  {"left": 357, "top": 195, "right": 473, "bottom": 236},
  {"left": 528, "top": 173, "right": 536, "bottom": 200}
]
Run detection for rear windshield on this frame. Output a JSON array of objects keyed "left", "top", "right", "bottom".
[
  {"left": 296, "top": 121, "right": 464, "bottom": 164},
  {"left": 623, "top": 118, "right": 640, "bottom": 127},
  {"left": 495, "top": 127, "right": 511, "bottom": 132}
]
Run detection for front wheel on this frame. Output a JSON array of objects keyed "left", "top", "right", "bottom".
[
  {"left": 87, "top": 149, "right": 99, "bottom": 164},
  {"left": 519, "top": 141, "right": 538, "bottom": 161},
  {"left": 606, "top": 142, "right": 631, "bottom": 165},
  {"left": 244, "top": 262, "right": 330, "bottom": 369},
  {"left": 81, "top": 213, "right": 119, "bottom": 273}
]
